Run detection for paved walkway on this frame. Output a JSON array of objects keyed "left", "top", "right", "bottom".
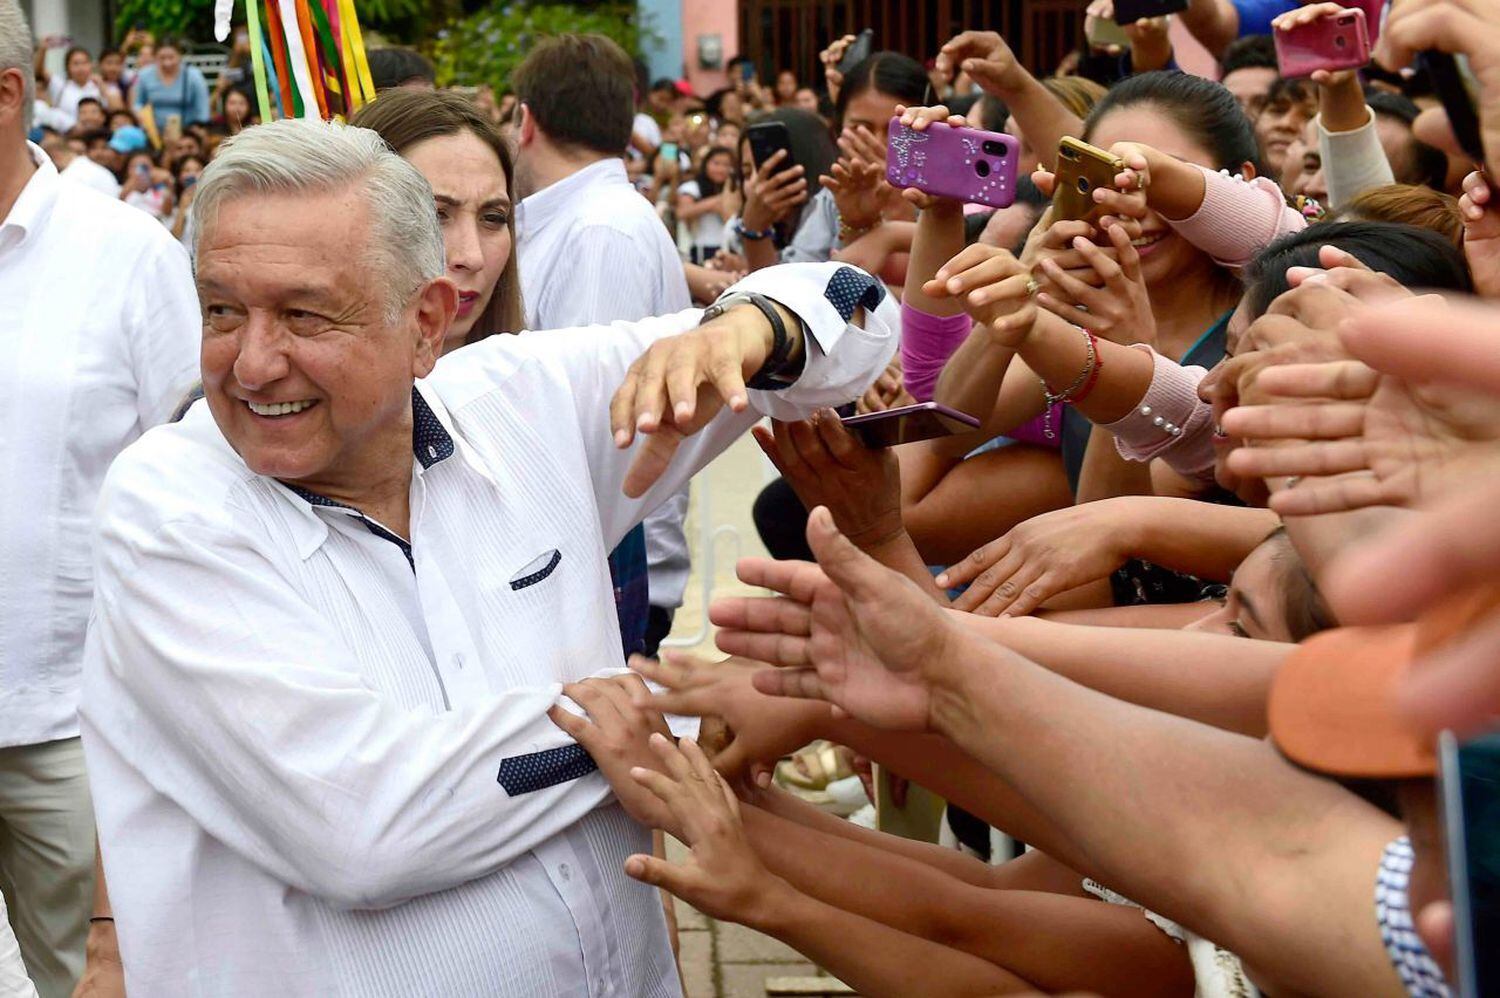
[{"left": 662, "top": 436, "right": 851, "bottom": 997}]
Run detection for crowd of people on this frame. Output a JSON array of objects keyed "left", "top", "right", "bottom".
[{"left": 4, "top": 0, "right": 1500, "bottom": 994}]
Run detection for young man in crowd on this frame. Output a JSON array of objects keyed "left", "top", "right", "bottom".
[
  {"left": 511, "top": 35, "right": 696, "bottom": 656},
  {"left": 0, "top": 5, "right": 200, "bottom": 994}
]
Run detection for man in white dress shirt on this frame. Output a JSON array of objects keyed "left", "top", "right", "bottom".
[
  {"left": 79, "top": 117, "right": 894, "bottom": 996},
  {"left": 0, "top": 7, "right": 200, "bottom": 995},
  {"left": 512, "top": 34, "right": 695, "bottom": 657}
]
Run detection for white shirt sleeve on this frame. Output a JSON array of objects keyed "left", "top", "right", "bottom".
[
  {"left": 85, "top": 499, "right": 623, "bottom": 911},
  {"left": 1317, "top": 109, "right": 1396, "bottom": 211},
  {"left": 123, "top": 235, "right": 203, "bottom": 429},
  {"left": 460, "top": 261, "right": 897, "bottom": 550}
]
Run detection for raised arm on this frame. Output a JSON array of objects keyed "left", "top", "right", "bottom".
[
  {"left": 934, "top": 32, "right": 1084, "bottom": 173},
  {"left": 723, "top": 514, "right": 1406, "bottom": 997}
]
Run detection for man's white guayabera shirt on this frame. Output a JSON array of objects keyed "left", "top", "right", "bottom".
[{"left": 80, "top": 262, "right": 895, "bottom": 996}]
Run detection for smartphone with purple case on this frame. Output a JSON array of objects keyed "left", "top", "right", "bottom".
[
  {"left": 840, "top": 401, "right": 981, "bottom": 448},
  {"left": 885, "top": 118, "right": 1020, "bottom": 210},
  {"left": 1275, "top": 7, "right": 1370, "bottom": 79}
]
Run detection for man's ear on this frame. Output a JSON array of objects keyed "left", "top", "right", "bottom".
[
  {"left": 1240, "top": 160, "right": 1258, "bottom": 181},
  {"left": 412, "top": 277, "right": 459, "bottom": 376},
  {"left": 0, "top": 68, "right": 27, "bottom": 131},
  {"left": 517, "top": 103, "right": 536, "bottom": 146}
]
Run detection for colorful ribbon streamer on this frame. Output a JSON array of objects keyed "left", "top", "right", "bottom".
[{"left": 232, "top": 0, "right": 372, "bottom": 122}]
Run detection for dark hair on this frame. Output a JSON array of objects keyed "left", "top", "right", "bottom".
[
  {"left": 948, "top": 92, "right": 981, "bottom": 119},
  {"left": 1084, "top": 71, "right": 1262, "bottom": 175},
  {"left": 834, "top": 51, "right": 927, "bottom": 130},
  {"left": 1220, "top": 35, "right": 1278, "bottom": 76},
  {"left": 108, "top": 108, "right": 139, "bottom": 128},
  {"left": 173, "top": 153, "right": 205, "bottom": 196},
  {"left": 511, "top": 34, "right": 635, "bottom": 156},
  {"left": 350, "top": 88, "right": 525, "bottom": 337},
  {"left": 1260, "top": 76, "right": 1316, "bottom": 116},
  {"left": 99, "top": 48, "right": 122, "bottom": 61},
  {"left": 80, "top": 127, "right": 112, "bottom": 147},
  {"left": 650, "top": 77, "right": 676, "bottom": 94},
  {"left": 694, "top": 144, "right": 736, "bottom": 197},
  {"left": 1366, "top": 91, "right": 1448, "bottom": 188},
  {"left": 704, "top": 87, "right": 741, "bottom": 121},
  {"left": 978, "top": 94, "right": 1008, "bottom": 133},
  {"left": 76, "top": 96, "right": 103, "bottom": 112},
  {"left": 366, "top": 47, "right": 435, "bottom": 91},
  {"left": 1244, "top": 221, "right": 1473, "bottom": 317},
  {"left": 155, "top": 37, "right": 184, "bottom": 54},
  {"left": 1264, "top": 528, "right": 1338, "bottom": 642},
  {"left": 63, "top": 46, "right": 91, "bottom": 69},
  {"left": 964, "top": 211, "right": 993, "bottom": 245}
]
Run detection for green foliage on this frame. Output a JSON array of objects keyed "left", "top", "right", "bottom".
[
  {"left": 429, "top": 2, "right": 654, "bottom": 93},
  {"left": 112, "top": 0, "right": 430, "bottom": 47}
]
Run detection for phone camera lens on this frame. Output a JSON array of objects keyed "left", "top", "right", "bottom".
[
  {"left": 1334, "top": 35, "right": 1346, "bottom": 47},
  {"left": 1077, "top": 177, "right": 1092, "bottom": 194},
  {"left": 982, "top": 140, "right": 1007, "bottom": 156},
  {"left": 975, "top": 160, "right": 991, "bottom": 177}
]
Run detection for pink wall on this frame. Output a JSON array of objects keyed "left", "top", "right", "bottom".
[{"left": 682, "top": 0, "right": 738, "bottom": 95}]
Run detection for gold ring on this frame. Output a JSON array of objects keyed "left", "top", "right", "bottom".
[{"left": 1024, "top": 276, "right": 1040, "bottom": 297}]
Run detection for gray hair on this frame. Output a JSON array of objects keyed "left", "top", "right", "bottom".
[
  {"left": 0, "top": 0, "right": 35, "bottom": 133},
  {"left": 193, "top": 117, "right": 445, "bottom": 323}
]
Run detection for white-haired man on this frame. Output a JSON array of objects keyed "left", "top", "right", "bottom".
[
  {"left": 0, "top": 4, "right": 199, "bottom": 996},
  {"left": 79, "top": 116, "right": 895, "bottom": 996}
]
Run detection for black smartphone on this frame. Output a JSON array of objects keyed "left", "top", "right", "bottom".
[
  {"left": 746, "top": 120, "right": 796, "bottom": 173},
  {"left": 1424, "top": 52, "right": 1485, "bottom": 166},
  {"left": 838, "top": 29, "right": 875, "bottom": 75},
  {"left": 1112, "top": 0, "right": 1189, "bottom": 24},
  {"left": 840, "top": 402, "right": 980, "bottom": 448},
  {"left": 1439, "top": 729, "right": 1500, "bottom": 998}
]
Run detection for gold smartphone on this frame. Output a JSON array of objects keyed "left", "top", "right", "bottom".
[{"left": 1052, "top": 136, "right": 1127, "bottom": 226}]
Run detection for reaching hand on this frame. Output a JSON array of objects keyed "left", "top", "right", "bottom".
[
  {"left": 712, "top": 507, "right": 958, "bottom": 730},
  {"left": 924, "top": 244, "right": 1038, "bottom": 346},
  {"left": 1377, "top": 0, "right": 1500, "bottom": 170},
  {"left": 824, "top": 124, "right": 899, "bottom": 232},
  {"left": 936, "top": 500, "right": 1137, "bottom": 616},
  {"left": 622, "top": 736, "right": 789, "bottom": 926},
  {"left": 609, "top": 300, "right": 788, "bottom": 497},
  {"left": 1222, "top": 295, "right": 1500, "bottom": 516},
  {"left": 1459, "top": 170, "right": 1500, "bottom": 297},
  {"left": 628, "top": 653, "right": 831, "bottom": 777},
  {"left": 820, "top": 34, "right": 858, "bottom": 105},
  {"left": 754, "top": 409, "right": 904, "bottom": 549},
  {"left": 936, "top": 30, "right": 1027, "bottom": 98},
  {"left": 548, "top": 675, "right": 676, "bottom": 831}
]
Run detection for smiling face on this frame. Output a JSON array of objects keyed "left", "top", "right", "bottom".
[
  {"left": 1255, "top": 87, "right": 1316, "bottom": 179},
  {"left": 1087, "top": 104, "right": 1225, "bottom": 288},
  {"left": 196, "top": 186, "right": 451, "bottom": 494},
  {"left": 402, "top": 131, "right": 513, "bottom": 351},
  {"left": 155, "top": 43, "right": 181, "bottom": 78}
]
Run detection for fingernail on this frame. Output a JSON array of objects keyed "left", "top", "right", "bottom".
[
  {"left": 675, "top": 402, "right": 691, "bottom": 421},
  {"left": 637, "top": 413, "right": 653, "bottom": 430},
  {"left": 731, "top": 394, "right": 747, "bottom": 410},
  {"left": 935, "top": 573, "right": 949, "bottom": 586},
  {"left": 1073, "top": 236, "right": 1090, "bottom": 250},
  {"left": 614, "top": 429, "right": 630, "bottom": 447}
]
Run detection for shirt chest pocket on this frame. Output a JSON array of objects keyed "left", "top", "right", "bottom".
[{"left": 509, "top": 548, "right": 562, "bottom": 591}]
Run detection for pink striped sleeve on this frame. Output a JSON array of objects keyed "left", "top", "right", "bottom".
[
  {"left": 900, "top": 301, "right": 974, "bottom": 402},
  {"left": 1165, "top": 165, "right": 1308, "bottom": 270}
]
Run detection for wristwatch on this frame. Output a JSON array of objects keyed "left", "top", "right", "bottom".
[{"left": 700, "top": 291, "right": 803, "bottom": 389}]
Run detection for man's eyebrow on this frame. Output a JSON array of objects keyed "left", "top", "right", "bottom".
[{"left": 1238, "top": 588, "right": 1266, "bottom": 632}]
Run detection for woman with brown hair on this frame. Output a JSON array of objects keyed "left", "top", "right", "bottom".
[{"left": 351, "top": 88, "right": 525, "bottom": 350}]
